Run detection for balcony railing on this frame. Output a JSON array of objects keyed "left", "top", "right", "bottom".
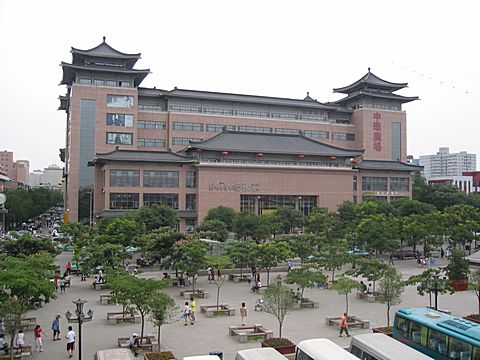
[{"left": 202, "top": 158, "right": 352, "bottom": 169}]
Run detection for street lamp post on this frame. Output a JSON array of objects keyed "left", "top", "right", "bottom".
[
  {"left": 88, "top": 190, "right": 93, "bottom": 227},
  {"left": 427, "top": 274, "right": 446, "bottom": 310},
  {"left": 65, "top": 299, "right": 93, "bottom": 360}
]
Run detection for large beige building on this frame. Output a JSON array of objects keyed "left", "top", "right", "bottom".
[{"left": 59, "top": 39, "right": 421, "bottom": 228}]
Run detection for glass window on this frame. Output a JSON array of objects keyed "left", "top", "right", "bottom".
[
  {"left": 449, "top": 338, "right": 472, "bottom": 359},
  {"left": 138, "top": 121, "right": 166, "bottom": 130},
  {"left": 427, "top": 329, "right": 447, "bottom": 356},
  {"left": 186, "top": 194, "right": 196, "bottom": 211},
  {"left": 185, "top": 219, "right": 196, "bottom": 232},
  {"left": 119, "top": 81, "right": 131, "bottom": 88},
  {"left": 395, "top": 317, "right": 410, "bottom": 338},
  {"left": 276, "top": 128, "right": 300, "bottom": 135},
  {"left": 390, "top": 177, "right": 409, "bottom": 192},
  {"left": 110, "top": 170, "right": 140, "bottom": 187},
  {"left": 353, "top": 175, "right": 358, "bottom": 191},
  {"left": 409, "top": 322, "right": 424, "bottom": 344},
  {"left": 170, "top": 105, "right": 202, "bottom": 113},
  {"left": 107, "top": 95, "right": 134, "bottom": 108},
  {"left": 106, "top": 132, "right": 133, "bottom": 145},
  {"left": 235, "top": 110, "right": 269, "bottom": 118},
  {"left": 173, "top": 122, "right": 204, "bottom": 132},
  {"left": 238, "top": 126, "right": 272, "bottom": 133},
  {"left": 186, "top": 171, "right": 196, "bottom": 188},
  {"left": 105, "top": 80, "right": 116, "bottom": 87},
  {"left": 362, "top": 177, "right": 388, "bottom": 191},
  {"left": 204, "top": 108, "right": 233, "bottom": 116},
  {"left": 272, "top": 113, "right": 297, "bottom": 120},
  {"left": 143, "top": 193, "right": 178, "bottom": 209},
  {"left": 206, "top": 124, "right": 235, "bottom": 132},
  {"left": 332, "top": 132, "right": 355, "bottom": 141},
  {"left": 350, "top": 346, "right": 363, "bottom": 358},
  {"left": 240, "top": 195, "right": 256, "bottom": 212},
  {"left": 137, "top": 139, "right": 165, "bottom": 148},
  {"left": 172, "top": 137, "right": 203, "bottom": 146},
  {"left": 143, "top": 171, "right": 179, "bottom": 188},
  {"left": 94, "top": 79, "right": 105, "bottom": 86},
  {"left": 78, "top": 78, "right": 91, "bottom": 85},
  {"left": 303, "top": 130, "right": 329, "bottom": 139},
  {"left": 109, "top": 193, "right": 139, "bottom": 209},
  {"left": 106, "top": 114, "right": 133, "bottom": 127}
]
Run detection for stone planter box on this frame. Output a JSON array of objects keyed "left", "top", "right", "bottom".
[
  {"left": 449, "top": 277, "right": 468, "bottom": 291},
  {"left": 229, "top": 324, "right": 273, "bottom": 343},
  {"left": 300, "top": 298, "right": 319, "bottom": 309},
  {"left": 107, "top": 311, "right": 141, "bottom": 325},
  {"left": 326, "top": 315, "right": 370, "bottom": 329},
  {"left": 179, "top": 288, "right": 209, "bottom": 299},
  {"left": 464, "top": 314, "right": 480, "bottom": 324},
  {"left": 99, "top": 294, "right": 113, "bottom": 305},
  {"left": 143, "top": 351, "right": 176, "bottom": 360},
  {"left": 118, "top": 334, "right": 158, "bottom": 352},
  {"left": 200, "top": 304, "right": 236, "bottom": 317},
  {"left": 372, "top": 326, "right": 393, "bottom": 337},
  {"left": 261, "top": 339, "right": 296, "bottom": 355}
]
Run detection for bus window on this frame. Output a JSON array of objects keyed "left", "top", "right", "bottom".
[
  {"left": 427, "top": 328, "right": 447, "bottom": 356},
  {"left": 295, "top": 349, "right": 313, "bottom": 360},
  {"left": 409, "top": 322, "right": 423, "bottom": 344},
  {"left": 449, "top": 337, "right": 472, "bottom": 360},
  {"left": 396, "top": 317, "right": 409, "bottom": 338},
  {"left": 473, "top": 345, "right": 480, "bottom": 360},
  {"left": 350, "top": 345, "right": 362, "bottom": 358}
]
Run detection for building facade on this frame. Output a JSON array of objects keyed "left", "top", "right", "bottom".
[
  {"left": 59, "top": 39, "right": 420, "bottom": 227},
  {"left": 419, "top": 147, "right": 476, "bottom": 180},
  {"left": 0, "top": 150, "right": 30, "bottom": 189},
  {"left": 30, "top": 164, "right": 63, "bottom": 190}
]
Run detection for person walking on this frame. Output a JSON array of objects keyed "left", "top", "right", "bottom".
[
  {"left": 59, "top": 278, "right": 66, "bottom": 293},
  {"left": 207, "top": 266, "right": 212, "bottom": 282},
  {"left": 15, "top": 329, "right": 25, "bottom": 351},
  {"left": 240, "top": 302, "right": 248, "bottom": 326},
  {"left": 189, "top": 297, "right": 196, "bottom": 325},
  {"left": 34, "top": 325, "right": 45, "bottom": 352},
  {"left": 65, "top": 326, "right": 75, "bottom": 359},
  {"left": 183, "top": 302, "right": 192, "bottom": 326},
  {"left": 339, "top": 313, "right": 350, "bottom": 337},
  {"left": 52, "top": 315, "right": 61, "bottom": 341},
  {"left": 66, "top": 261, "right": 71, "bottom": 275}
]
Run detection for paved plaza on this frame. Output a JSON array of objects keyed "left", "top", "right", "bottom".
[{"left": 19, "top": 253, "right": 477, "bottom": 360}]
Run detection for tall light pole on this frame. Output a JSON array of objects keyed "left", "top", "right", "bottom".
[
  {"left": 427, "top": 274, "right": 446, "bottom": 310},
  {"left": 89, "top": 190, "right": 93, "bottom": 227},
  {"left": 65, "top": 299, "right": 93, "bottom": 360}
]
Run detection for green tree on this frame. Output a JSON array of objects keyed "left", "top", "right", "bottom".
[
  {"left": 347, "top": 258, "right": 390, "bottom": 294},
  {"left": 135, "top": 204, "right": 178, "bottom": 231},
  {"left": 377, "top": 268, "right": 404, "bottom": 327},
  {"left": 204, "top": 206, "right": 236, "bottom": 231},
  {"left": 75, "top": 242, "right": 129, "bottom": 272},
  {"left": 272, "top": 207, "right": 304, "bottom": 234},
  {"left": 445, "top": 205, "right": 480, "bottom": 251},
  {"left": 317, "top": 242, "right": 350, "bottom": 282},
  {"left": 356, "top": 214, "right": 399, "bottom": 255},
  {"left": 469, "top": 270, "right": 480, "bottom": 315},
  {"left": 206, "top": 254, "right": 231, "bottom": 307},
  {"left": 225, "top": 240, "right": 257, "bottom": 277},
  {"left": 445, "top": 249, "right": 470, "bottom": 279},
  {"left": 305, "top": 207, "right": 342, "bottom": 243},
  {"left": 60, "top": 222, "right": 92, "bottom": 244},
  {"left": 285, "top": 263, "right": 325, "bottom": 300},
  {"left": 276, "top": 234, "right": 315, "bottom": 265},
  {"left": 147, "top": 292, "right": 179, "bottom": 352},
  {"left": 173, "top": 240, "right": 208, "bottom": 292},
  {"left": 141, "top": 228, "right": 186, "bottom": 265},
  {"left": 109, "top": 273, "right": 169, "bottom": 343},
  {"left": 263, "top": 283, "right": 294, "bottom": 338},
  {"left": 233, "top": 211, "right": 262, "bottom": 241},
  {"left": 1, "top": 232, "right": 57, "bottom": 256},
  {"left": 391, "top": 199, "right": 435, "bottom": 217},
  {"left": 330, "top": 276, "right": 360, "bottom": 314},
  {"left": 96, "top": 217, "right": 146, "bottom": 247},
  {"left": 256, "top": 242, "right": 293, "bottom": 285},
  {"left": 406, "top": 268, "right": 451, "bottom": 308},
  {"left": 197, "top": 220, "right": 229, "bottom": 242}
]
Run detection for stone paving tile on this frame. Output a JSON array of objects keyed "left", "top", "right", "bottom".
[{"left": 22, "top": 254, "right": 477, "bottom": 360}]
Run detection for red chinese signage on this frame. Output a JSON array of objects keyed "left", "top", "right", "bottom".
[{"left": 373, "top": 112, "right": 382, "bottom": 151}]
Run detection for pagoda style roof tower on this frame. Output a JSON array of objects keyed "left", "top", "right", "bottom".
[
  {"left": 60, "top": 36, "right": 150, "bottom": 87},
  {"left": 332, "top": 68, "right": 419, "bottom": 107}
]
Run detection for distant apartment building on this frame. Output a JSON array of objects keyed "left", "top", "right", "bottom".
[
  {"left": 419, "top": 147, "right": 476, "bottom": 180},
  {"left": 30, "top": 164, "right": 63, "bottom": 190},
  {"left": 0, "top": 150, "right": 30, "bottom": 189}
]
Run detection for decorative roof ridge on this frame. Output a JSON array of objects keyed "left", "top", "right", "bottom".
[
  {"left": 359, "top": 159, "right": 423, "bottom": 168},
  {"left": 70, "top": 37, "right": 141, "bottom": 59},
  {"left": 95, "top": 148, "right": 193, "bottom": 159},
  {"left": 333, "top": 68, "right": 409, "bottom": 94},
  {"left": 60, "top": 61, "right": 151, "bottom": 72}
]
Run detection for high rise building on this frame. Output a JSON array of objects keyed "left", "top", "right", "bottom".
[
  {"left": 59, "top": 39, "right": 420, "bottom": 227},
  {"left": 30, "top": 164, "right": 63, "bottom": 190},
  {"left": 419, "top": 147, "right": 476, "bottom": 180},
  {"left": 0, "top": 150, "right": 30, "bottom": 189}
]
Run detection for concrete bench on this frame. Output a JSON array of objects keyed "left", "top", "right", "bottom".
[
  {"left": 107, "top": 311, "right": 141, "bottom": 325},
  {"left": 20, "top": 317, "right": 37, "bottom": 331},
  {"left": 300, "top": 298, "right": 319, "bottom": 309},
  {"left": 326, "top": 316, "right": 370, "bottom": 329},
  {"left": 200, "top": 304, "right": 236, "bottom": 317},
  {"left": 118, "top": 335, "right": 158, "bottom": 352},
  {"left": 99, "top": 294, "right": 113, "bottom": 305},
  {"left": 179, "top": 289, "right": 209, "bottom": 299},
  {"left": 229, "top": 324, "right": 273, "bottom": 343},
  {"left": 12, "top": 345, "right": 32, "bottom": 357},
  {"left": 93, "top": 282, "right": 109, "bottom": 291},
  {"left": 228, "top": 274, "right": 251, "bottom": 283},
  {"left": 0, "top": 354, "right": 21, "bottom": 360}
]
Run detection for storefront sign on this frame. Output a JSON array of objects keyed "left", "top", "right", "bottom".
[
  {"left": 208, "top": 182, "right": 260, "bottom": 192},
  {"left": 373, "top": 112, "right": 382, "bottom": 152}
]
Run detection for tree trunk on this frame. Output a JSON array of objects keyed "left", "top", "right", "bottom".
[
  {"left": 301, "top": 287, "right": 305, "bottom": 300},
  {"left": 279, "top": 321, "right": 283, "bottom": 339},
  {"left": 387, "top": 303, "right": 391, "bottom": 327},
  {"left": 140, "top": 311, "right": 145, "bottom": 345},
  {"left": 216, "top": 286, "right": 221, "bottom": 307},
  {"left": 267, "top": 269, "right": 270, "bottom": 285},
  {"left": 192, "top": 275, "right": 195, "bottom": 293},
  {"left": 9, "top": 329, "right": 15, "bottom": 360},
  {"left": 332, "top": 268, "right": 335, "bottom": 282},
  {"left": 345, "top": 293, "right": 349, "bottom": 314},
  {"left": 157, "top": 325, "right": 161, "bottom": 352}
]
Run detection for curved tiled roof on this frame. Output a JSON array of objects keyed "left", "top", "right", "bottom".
[
  {"left": 357, "top": 160, "right": 423, "bottom": 172},
  {"left": 334, "top": 70, "right": 408, "bottom": 94},
  {"left": 71, "top": 39, "right": 141, "bottom": 59},
  {"left": 89, "top": 149, "right": 195, "bottom": 165},
  {"left": 187, "top": 131, "right": 364, "bottom": 157},
  {"left": 332, "top": 91, "right": 419, "bottom": 105}
]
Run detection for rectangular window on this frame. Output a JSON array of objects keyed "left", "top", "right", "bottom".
[
  {"left": 390, "top": 177, "right": 409, "bottom": 192},
  {"left": 78, "top": 78, "right": 92, "bottom": 85},
  {"left": 173, "top": 122, "right": 204, "bottom": 132},
  {"left": 395, "top": 317, "right": 410, "bottom": 338},
  {"left": 240, "top": 195, "right": 256, "bottom": 212},
  {"left": 303, "top": 130, "right": 329, "bottom": 139},
  {"left": 106, "top": 132, "right": 133, "bottom": 145},
  {"left": 170, "top": 105, "right": 202, "bottom": 113},
  {"left": 143, "top": 171, "right": 179, "bottom": 188},
  {"left": 272, "top": 113, "right": 297, "bottom": 120},
  {"left": 392, "top": 122, "right": 401, "bottom": 161},
  {"left": 203, "top": 107, "right": 233, "bottom": 116},
  {"left": 109, "top": 193, "right": 139, "bottom": 209},
  {"left": 206, "top": 124, "right": 235, "bottom": 132},
  {"left": 94, "top": 79, "right": 105, "bottom": 86},
  {"left": 238, "top": 126, "right": 272, "bottom": 133},
  {"left": 172, "top": 137, "right": 203, "bottom": 146},
  {"left": 427, "top": 328, "right": 447, "bottom": 356},
  {"left": 408, "top": 322, "right": 424, "bottom": 344},
  {"left": 137, "top": 139, "right": 166, "bottom": 148},
  {"left": 353, "top": 175, "right": 358, "bottom": 191},
  {"left": 107, "top": 95, "right": 134, "bottom": 108},
  {"left": 138, "top": 104, "right": 165, "bottom": 112},
  {"left": 275, "top": 128, "right": 300, "bottom": 135},
  {"left": 110, "top": 170, "right": 140, "bottom": 187},
  {"left": 186, "top": 171, "right": 196, "bottom": 188},
  {"left": 119, "top": 81, "right": 131, "bottom": 88},
  {"left": 105, "top": 80, "right": 117, "bottom": 87},
  {"left": 235, "top": 110, "right": 269, "bottom": 118},
  {"left": 185, "top": 219, "right": 196, "bottom": 232},
  {"left": 143, "top": 193, "right": 178, "bottom": 209},
  {"left": 362, "top": 177, "right": 388, "bottom": 191},
  {"left": 106, "top": 114, "right": 133, "bottom": 127},
  {"left": 332, "top": 132, "right": 355, "bottom": 141},
  {"left": 138, "top": 121, "right": 166, "bottom": 130},
  {"left": 186, "top": 194, "right": 197, "bottom": 211}
]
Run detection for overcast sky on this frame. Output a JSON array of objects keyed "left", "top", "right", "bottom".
[{"left": 1, "top": 0, "right": 478, "bottom": 171}]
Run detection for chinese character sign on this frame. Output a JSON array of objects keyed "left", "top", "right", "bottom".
[{"left": 373, "top": 112, "right": 382, "bottom": 151}]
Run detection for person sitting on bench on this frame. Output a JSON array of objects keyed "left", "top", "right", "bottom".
[
  {"left": 251, "top": 280, "right": 261, "bottom": 292},
  {"left": 128, "top": 333, "right": 140, "bottom": 356}
]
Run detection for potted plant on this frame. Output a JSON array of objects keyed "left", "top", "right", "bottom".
[
  {"left": 445, "top": 250, "right": 469, "bottom": 291},
  {"left": 144, "top": 351, "right": 176, "bottom": 360},
  {"left": 261, "top": 338, "right": 296, "bottom": 355}
]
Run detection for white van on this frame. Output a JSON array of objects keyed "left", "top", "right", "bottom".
[
  {"left": 296, "top": 338, "right": 358, "bottom": 360},
  {"left": 235, "top": 347, "right": 288, "bottom": 360},
  {"left": 93, "top": 348, "right": 135, "bottom": 360}
]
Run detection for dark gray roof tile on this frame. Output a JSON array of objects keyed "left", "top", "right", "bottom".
[
  {"left": 357, "top": 160, "right": 423, "bottom": 172},
  {"left": 89, "top": 149, "right": 195, "bottom": 165}
]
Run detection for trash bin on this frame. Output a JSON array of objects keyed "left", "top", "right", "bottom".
[{"left": 209, "top": 351, "right": 223, "bottom": 359}]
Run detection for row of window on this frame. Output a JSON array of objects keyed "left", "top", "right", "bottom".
[
  {"left": 78, "top": 79, "right": 132, "bottom": 88},
  {"left": 240, "top": 195, "right": 317, "bottom": 216},
  {"left": 137, "top": 139, "right": 165, "bottom": 148},
  {"left": 396, "top": 317, "right": 480, "bottom": 359},
  {"left": 361, "top": 177, "right": 410, "bottom": 192},
  {"left": 110, "top": 170, "right": 196, "bottom": 188},
  {"left": 109, "top": 192, "right": 196, "bottom": 211}
]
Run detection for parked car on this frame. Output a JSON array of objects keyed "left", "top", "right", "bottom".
[
  {"left": 392, "top": 249, "right": 418, "bottom": 260},
  {"left": 345, "top": 249, "right": 370, "bottom": 258}
]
